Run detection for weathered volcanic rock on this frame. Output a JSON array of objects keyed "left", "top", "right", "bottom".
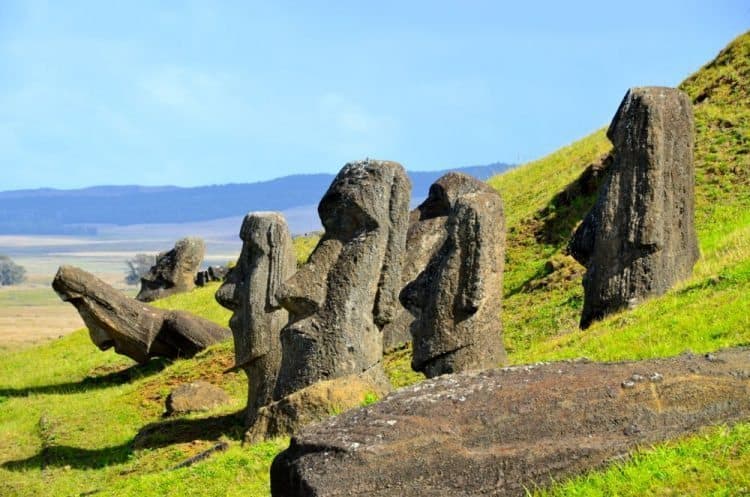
[
  {"left": 400, "top": 179, "right": 506, "bottom": 377},
  {"left": 382, "top": 172, "right": 500, "bottom": 352},
  {"left": 166, "top": 381, "right": 231, "bottom": 415},
  {"left": 273, "top": 159, "right": 410, "bottom": 399},
  {"left": 196, "top": 265, "right": 229, "bottom": 287},
  {"left": 137, "top": 237, "right": 205, "bottom": 302},
  {"left": 53, "top": 265, "right": 230, "bottom": 363},
  {"left": 271, "top": 348, "right": 750, "bottom": 497},
  {"left": 570, "top": 87, "right": 699, "bottom": 328},
  {"left": 215, "top": 213, "right": 296, "bottom": 428}
]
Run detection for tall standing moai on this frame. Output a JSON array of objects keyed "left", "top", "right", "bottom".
[
  {"left": 382, "top": 172, "right": 501, "bottom": 351},
  {"left": 273, "top": 159, "right": 411, "bottom": 399},
  {"left": 400, "top": 175, "right": 506, "bottom": 378},
  {"left": 215, "top": 213, "right": 296, "bottom": 427},
  {"left": 570, "top": 87, "right": 699, "bottom": 328}
]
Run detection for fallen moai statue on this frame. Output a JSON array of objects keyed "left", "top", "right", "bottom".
[
  {"left": 137, "top": 237, "right": 205, "bottom": 302},
  {"left": 271, "top": 348, "right": 750, "bottom": 497},
  {"left": 571, "top": 87, "right": 699, "bottom": 328},
  {"left": 400, "top": 173, "right": 506, "bottom": 377},
  {"left": 215, "top": 212, "right": 296, "bottom": 429},
  {"left": 53, "top": 265, "right": 230, "bottom": 363},
  {"left": 382, "top": 172, "right": 501, "bottom": 352}
]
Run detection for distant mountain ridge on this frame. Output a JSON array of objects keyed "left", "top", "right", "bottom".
[{"left": 0, "top": 163, "right": 511, "bottom": 235}]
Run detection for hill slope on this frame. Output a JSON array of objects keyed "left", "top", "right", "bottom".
[{"left": 0, "top": 31, "right": 748, "bottom": 497}]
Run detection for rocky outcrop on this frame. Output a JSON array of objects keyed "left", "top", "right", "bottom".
[
  {"left": 271, "top": 348, "right": 750, "bottom": 497},
  {"left": 570, "top": 87, "right": 699, "bottom": 328},
  {"left": 382, "top": 172, "right": 500, "bottom": 352},
  {"left": 165, "top": 381, "right": 231, "bottom": 415},
  {"left": 273, "top": 159, "right": 410, "bottom": 399},
  {"left": 136, "top": 237, "right": 205, "bottom": 302},
  {"left": 400, "top": 175, "right": 506, "bottom": 377},
  {"left": 215, "top": 213, "right": 296, "bottom": 428},
  {"left": 53, "top": 265, "right": 230, "bottom": 363}
]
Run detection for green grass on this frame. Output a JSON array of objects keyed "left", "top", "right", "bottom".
[{"left": 1, "top": 31, "right": 749, "bottom": 497}]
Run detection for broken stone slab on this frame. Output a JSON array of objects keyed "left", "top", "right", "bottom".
[
  {"left": 165, "top": 381, "right": 231, "bottom": 415},
  {"left": 382, "top": 172, "right": 500, "bottom": 352},
  {"left": 53, "top": 265, "right": 230, "bottom": 363},
  {"left": 570, "top": 87, "right": 699, "bottom": 328},
  {"left": 273, "top": 159, "right": 410, "bottom": 400},
  {"left": 400, "top": 176, "right": 506, "bottom": 377},
  {"left": 245, "top": 366, "right": 391, "bottom": 444},
  {"left": 215, "top": 212, "right": 296, "bottom": 429},
  {"left": 137, "top": 237, "right": 205, "bottom": 302},
  {"left": 271, "top": 348, "right": 750, "bottom": 497}
]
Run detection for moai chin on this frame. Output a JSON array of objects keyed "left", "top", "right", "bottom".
[
  {"left": 570, "top": 87, "right": 699, "bottom": 329},
  {"left": 400, "top": 177, "right": 506, "bottom": 378},
  {"left": 273, "top": 159, "right": 410, "bottom": 399},
  {"left": 215, "top": 212, "right": 296, "bottom": 427}
]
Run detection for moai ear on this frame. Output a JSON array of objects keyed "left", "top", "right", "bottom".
[
  {"left": 266, "top": 221, "right": 285, "bottom": 310},
  {"left": 453, "top": 197, "right": 485, "bottom": 314}
]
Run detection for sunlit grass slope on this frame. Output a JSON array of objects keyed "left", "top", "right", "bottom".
[{"left": 0, "top": 31, "right": 748, "bottom": 497}]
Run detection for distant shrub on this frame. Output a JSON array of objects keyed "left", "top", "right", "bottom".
[
  {"left": 124, "top": 253, "right": 156, "bottom": 285},
  {"left": 0, "top": 255, "right": 26, "bottom": 286}
]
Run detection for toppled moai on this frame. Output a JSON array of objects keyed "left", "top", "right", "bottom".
[
  {"left": 570, "top": 87, "right": 699, "bottom": 328},
  {"left": 382, "top": 172, "right": 501, "bottom": 351},
  {"left": 215, "top": 213, "right": 296, "bottom": 428},
  {"left": 136, "top": 237, "right": 205, "bottom": 302},
  {"left": 271, "top": 348, "right": 750, "bottom": 497},
  {"left": 273, "top": 159, "right": 411, "bottom": 399},
  {"left": 53, "top": 265, "right": 230, "bottom": 363},
  {"left": 400, "top": 175, "right": 506, "bottom": 377}
]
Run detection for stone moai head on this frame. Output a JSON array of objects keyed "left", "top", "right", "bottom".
[
  {"left": 215, "top": 213, "right": 296, "bottom": 423},
  {"left": 400, "top": 179, "right": 506, "bottom": 378},
  {"left": 273, "top": 159, "right": 411, "bottom": 399}
]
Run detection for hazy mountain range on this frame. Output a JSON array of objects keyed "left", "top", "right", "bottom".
[{"left": 0, "top": 163, "right": 512, "bottom": 236}]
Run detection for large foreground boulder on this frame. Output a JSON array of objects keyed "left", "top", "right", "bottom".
[
  {"left": 271, "top": 348, "right": 750, "bottom": 497},
  {"left": 382, "top": 172, "right": 500, "bottom": 352},
  {"left": 215, "top": 212, "right": 296, "bottom": 429},
  {"left": 53, "top": 265, "right": 230, "bottom": 363},
  {"left": 570, "top": 87, "right": 699, "bottom": 328},
  {"left": 400, "top": 173, "right": 506, "bottom": 377},
  {"left": 137, "top": 237, "right": 205, "bottom": 302}
]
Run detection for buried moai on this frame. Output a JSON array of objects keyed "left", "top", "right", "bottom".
[
  {"left": 570, "top": 87, "right": 699, "bottom": 328},
  {"left": 136, "top": 237, "right": 205, "bottom": 302},
  {"left": 400, "top": 175, "right": 506, "bottom": 377},
  {"left": 272, "top": 160, "right": 411, "bottom": 399},
  {"left": 382, "top": 172, "right": 502, "bottom": 351},
  {"left": 53, "top": 265, "right": 230, "bottom": 363},
  {"left": 215, "top": 213, "right": 296, "bottom": 428}
]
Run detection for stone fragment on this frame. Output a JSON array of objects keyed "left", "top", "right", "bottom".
[
  {"left": 271, "top": 348, "right": 750, "bottom": 497},
  {"left": 165, "top": 381, "right": 231, "bottom": 415},
  {"left": 273, "top": 159, "right": 410, "bottom": 399},
  {"left": 53, "top": 265, "right": 230, "bottom": 363},
  {"left": 137, "top": 237, "right": 205, "bottom": 302},
  {"left": 570, "top": 87, "right": 699, "bottom": 328},
  {"left": 382, "top": 172, "right": 500, "bottom": 352},
  {"left": 215, "top": 213, "right": 296, "bottom": 428},
  {"left": 400, "top": 177, "right": 506, "bottom": 377}
]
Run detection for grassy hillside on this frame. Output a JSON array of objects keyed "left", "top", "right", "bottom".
[{"left": 1, "top": 31, "right": 748, "bottom": 497}]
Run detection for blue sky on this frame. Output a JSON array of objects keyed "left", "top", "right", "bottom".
[{"left": 1, "top": 1, "right": 747, "bottom": 190}]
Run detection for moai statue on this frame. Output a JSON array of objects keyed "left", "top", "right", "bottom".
[
  {"left": 273, "top": 160, "right": 411, "bottom": 399},
  {"left": 137, "top": 237, "right": 205, "bottom": 302},
  {"left": 382, "top": 172, "right": 501, "bottom": 351},
  {"left": 570, "top": 87, "right": 699, "bottom": 329},
  {"left": 215, "top": 213, "right": 296, "bottom": 427},
  {"left": 400, "top": 179, "right": 506, "bottom": 378},
  {"left": 53, "top": 265, "right": 230, "bottom": 363}
]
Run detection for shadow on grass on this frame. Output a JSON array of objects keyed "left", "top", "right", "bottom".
[
  {"left": 1, "top": 411, "right": 244, "bottom": 470},
  {"left": 0, "top": 359, "right": 170, "bottom": 398}
]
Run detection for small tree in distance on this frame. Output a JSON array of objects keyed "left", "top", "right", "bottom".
[
  {"left": 124, "top": 253, "right": 156, "bottom": 285},
  {"left": 0, "top": 255, "right": 26, "bottom": 286}
]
